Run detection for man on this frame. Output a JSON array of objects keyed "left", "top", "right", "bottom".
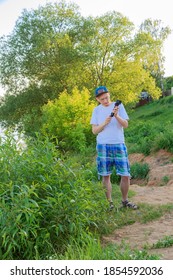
[{"left": 90, "top": 86, "right": 138, "bottom": 210}]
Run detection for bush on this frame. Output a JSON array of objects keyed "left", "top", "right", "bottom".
[
  {"left": 130, "top": 162, "right": 150, "bottom": 179},
  {"left": 0, "top": 133, "right": 107, "bottom": 259},
  {"left": 41, "top": 87, "right": 96, "bottom": 152}
]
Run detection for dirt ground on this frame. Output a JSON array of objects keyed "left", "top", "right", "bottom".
[{"left": 102, "top": 150, "right": 173, "bottom": 260}]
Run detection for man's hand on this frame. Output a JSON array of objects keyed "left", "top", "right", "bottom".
[
  {"left": 104, "top": 116, "right": 112, "bottom": 125},
  {"left": 112, "top": 106, "right": 119, "bottom": 117},
  {"left": 92, "top": 116, "right": 111, "bottom": 135}
]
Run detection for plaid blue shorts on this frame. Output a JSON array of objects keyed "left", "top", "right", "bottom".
[{"left": 96, "top": 143, "right": 130, "bottom": 177}]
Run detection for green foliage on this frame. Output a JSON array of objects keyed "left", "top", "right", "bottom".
[
  {"left": 0, "top": 132, "right": 108, "bottom": 259},
  {"left": 130, "top": 162, "right": 150, "bottom": 179},
  {"left": 159, "top": 94, "right": 173, "bottom": 105},
  {"left": 138, "top": 19, "right": 171, "bottom": 89},
  {"left": 152, "top": 235, "right": 173, "bottom": 249},
  {"left": 0, "top": 86, "right": 47, "bottom": 132},
  {"left": 0, "top": 1, "right": 83, "bottom": 94},
  {"left": 54, "top": 233, "right": 159, "bottom": 260},
  {"left": 153, "top": 130, "right": 173, "bottom": 153},
  {"left": 161, "top": 176, "right": 170, "bottom": 185},
  {"left": 164, "top": 76, "right": 173, "bottom": 90},
  {"left": 0, "top": 1, "right": 169, "bottom": 132},
  {"left": 0, "top": 1, "right": 87, "bottom": 132},
  {"left": 41, "top": 87, "right": 96, "bottom": 152},
  {"left": 125, "top": 121, "right": 157, "bottom": 155},
  {"left": 1, "top": 130, "right": 173, "bottom": 260}
]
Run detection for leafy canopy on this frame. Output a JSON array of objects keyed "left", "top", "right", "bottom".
[{"left": 0, "top": 0, "right": 171, "bottom": 133}]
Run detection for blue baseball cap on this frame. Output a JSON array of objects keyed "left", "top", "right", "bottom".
[{"left": 95, "top": 86, "right": 108, "bottom": 97}]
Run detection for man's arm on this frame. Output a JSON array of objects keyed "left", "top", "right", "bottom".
[
  {"left": 115, "top": 115, "right": 128, "bottom": 128},
  {"left": 92, "top": 116, "right": 112, "bottom": 135},
  {"left": 112, "top": 106, "right": 128, "bottom": 128}
]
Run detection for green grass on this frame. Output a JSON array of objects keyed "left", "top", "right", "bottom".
[
  {"left": 53, "top": 235, "right": 160, "bottom": 260},
  {"left": 126, "top": 95, "right": 173, "bottom": 155},
  {"left": 152, "top": 235, "right": 173, "bottom": 249},
  {"left": 128, "top": 95, "right": 173, "bottom": 122}
]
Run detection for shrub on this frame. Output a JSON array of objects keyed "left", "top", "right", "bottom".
[
  {"left": 130, "top": 162, "right": 150, "bottom": 179},
  {"left": 0, "top": 133, "right": 108, "bottom": 259},
  {"left": 41, "top": 87, "right": 96, "bottom": 152}
]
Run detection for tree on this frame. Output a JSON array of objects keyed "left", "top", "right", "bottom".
[
  {"left": 0, "top": 1, "right": 83, "bottom": 96},
  {"left": 0, "top": 1, "right": 170, "bottom": 133},
  {"left": 0, "top": 1, "right": 87, "bottom": 131},
  {"left": 77, "top": 12, "right": 163, "bottom": 103},
  {"left": 138, "top": 19, "right": 171, "bottom": 90}
]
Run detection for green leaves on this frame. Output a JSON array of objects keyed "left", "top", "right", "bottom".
[
  {"left": 41, "top": 87, "right": 96, "bottom": 152},
  {"left": 0, "top": 1, "right": 170, "bottom": 134},
  {"left": 0, "top": 133, "right": 107, "bottom": 259},
  {"left": 130, "top": 162, "right": 150, "bottom": 179}
]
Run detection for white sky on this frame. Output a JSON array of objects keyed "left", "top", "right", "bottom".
[{"left": 0, "top": 0, "right": 173, "bottom": 95}]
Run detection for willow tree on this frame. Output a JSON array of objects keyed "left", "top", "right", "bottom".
[
  {"left": 0, "top": 1, "right": 84, "bottom": 95},
  {"left": 0, "top": 1, "right": 86, "bottom": 129}
]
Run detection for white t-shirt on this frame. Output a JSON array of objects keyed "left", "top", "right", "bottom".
[{"left": 90, "top": 102, "right": 129, "bottom": 144}]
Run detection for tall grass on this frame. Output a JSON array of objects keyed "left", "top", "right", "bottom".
[{"left": 55, "top": 233, "right": 159, "bottom": 260}]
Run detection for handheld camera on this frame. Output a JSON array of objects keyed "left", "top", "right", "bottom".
[{"left": 110, "top": 100, "right": 122, "bottom": 117}]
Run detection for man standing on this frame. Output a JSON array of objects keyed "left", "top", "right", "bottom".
[{"left": 90, "top": 86, "right": 138, "bottom": 210}]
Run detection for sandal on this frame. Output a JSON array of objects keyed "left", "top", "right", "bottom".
[
  {"left": 122, "top": 200, "right": 138, "bottom": 210},
  {"left": 109, "top": 201, "right": 114, "bottom": 211}
]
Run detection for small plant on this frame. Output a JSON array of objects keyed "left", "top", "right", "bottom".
[
  {"left": 130, "top": 162, "right": 150, "bottom": 179},
  {"left": 161, "top": 175, "right": 170, "bottom": 185},
  {"left": 152, "top": 235, "right": 173, "bottom": 249}
]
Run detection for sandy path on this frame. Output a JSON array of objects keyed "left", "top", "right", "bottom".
[{"left": 102, "top": 150, "right": 173, "bottom": 259}]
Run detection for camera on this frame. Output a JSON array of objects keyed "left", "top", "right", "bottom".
[{"left": 110, "top": 100, "right": 121, "bottom": 117}]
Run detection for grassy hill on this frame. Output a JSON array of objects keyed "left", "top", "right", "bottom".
[{"left": 125, "top": 95, "right": 173, "bottom": 155}]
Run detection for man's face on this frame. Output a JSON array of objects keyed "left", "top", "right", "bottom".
[{"left": 96, "top": 92, "right": 111, "bottom": 106}]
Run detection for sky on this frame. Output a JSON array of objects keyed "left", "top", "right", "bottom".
[{"left": 0, "top": 0, "right": 173, "bottom": 95}]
